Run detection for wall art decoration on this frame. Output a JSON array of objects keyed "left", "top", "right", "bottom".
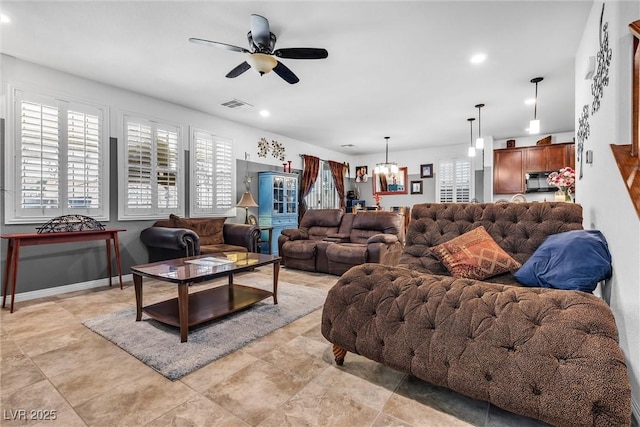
[
  {"left": 355, "top": 166, "right": 368, "bottom": 183},
  {"left": 257, "top": 137, "right": 286, "bottom": 161},
  {"left": 577, "top": 104, "right": 590, "bottom": 179},
  {"left": 420, "top": 163, "right": 433, "bottom": 178},
  {"left": 591, "top": 3, "right": 612, "bottom": 115},
  {"left": 257, "top": 137, "right": 269, "bottom": 158},
  {"left": 271, "top": 140, "right": 286, "bottom": 161}
]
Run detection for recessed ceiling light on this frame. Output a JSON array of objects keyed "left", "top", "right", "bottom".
[
  {"left": 470, "top": 53, "right": 487, "bottom": 64},
  {"left": 524, "top": 98, "right": 536, "bottom": 105},
  {"left": 1, "top": 14, "right": 11, "bottom": 24},
  {"left": 259, "top": 110, "right": 270, "bottom": 117}
]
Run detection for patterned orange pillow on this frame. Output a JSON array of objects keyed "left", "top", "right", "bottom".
[
  {"left": 430, "top": 226, "right": 521, "bottom": 280},
  {"left": 170, "top": 214, "right": 225, "bottom": 246}
]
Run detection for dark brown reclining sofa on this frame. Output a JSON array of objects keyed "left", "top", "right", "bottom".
[
  {"left": 322, "top": 202, "right": 631, "bottom": 426},
  {"left": 278, "top": 209, "right": 403, "bottom": 275}
]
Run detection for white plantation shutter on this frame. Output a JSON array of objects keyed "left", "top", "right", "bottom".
[
  {"left": 67, "top": 107, "right": 101, "bottom": 209},
  {"left": 438, "top": 158, "right": 472, "bottom": 203},
  {"left": 126, "top": 121, "right": 153, "bottom": 211},
  {"left": 6, "top": 88, "right": 108, "bottom": 223},
  {"left": 438, "top": 160, "right": 454, "bottom": 203},
  {"left": 122, "top": 116, "right": 182, "bottom": 219},
  {"left": 190, "top": 128, "right": 234, "bottom": 216},
  {"left": 20, "top": 100, "right": 60, "bottom": 212}
]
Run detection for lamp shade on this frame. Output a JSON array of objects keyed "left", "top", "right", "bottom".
[
  {"left": 236, "top": 192, "right": 259, "bottom": 208},
  {"left": 246, "top": 53, "right": 277, "bottom": 75},
  {"left": 529, "top": 119, "right": 540, "bottom": 135}
]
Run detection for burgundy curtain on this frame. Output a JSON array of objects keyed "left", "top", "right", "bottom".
[
  {"left": 299, "top": 155, "right": 320, "bottom": 222},
  {"left": 329, "top": 160, "right": 347, "bottom": 210}
]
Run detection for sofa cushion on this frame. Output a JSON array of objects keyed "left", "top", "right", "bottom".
[
  {"left": 430, "top": 226, "right": 521, "bottom": 280},
  {"left": 200, "top": 244, "right": 248, "bottom": 254},
  {"left": 514, "top": 230, "right": 612, "bottom": 292},
  {"left": 170, "top": 214, "right": 225, "bottom": 246}
]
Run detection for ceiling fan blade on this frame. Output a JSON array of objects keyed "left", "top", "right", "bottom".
[
  {"left": 226, "top": 61, "right": 251, "bottom": 78},
  {"left": 272, "top": 61, "right": 299, "bottom": 84},
  {"left": 274, "top": 48, "right": 328, "bottom": 60},
  {"left": 250, "top": 14, "right": 271, "bottom": 50},
  {"left": 189, "top": 38, "right": 249, "bottom": 54}
]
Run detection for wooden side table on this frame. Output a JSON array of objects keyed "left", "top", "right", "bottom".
[{"left": 1, "top": 229, "right": 125, "bottom": 313}]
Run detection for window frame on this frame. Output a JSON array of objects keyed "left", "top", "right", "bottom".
[
  {"left": 189, "top": 127, "right": 235, "bottom": 217},
  {"left": 437, "top": 158, "right": 473, "bottom": 203},
  {"left": 303, "top": 160, "right": 340, "bottom": 210},
  {"left": 4, "top": 85, "right": 109, "bottom": 224},
  {"left": 117, "top": 112, "right": 185, "bottom": 220}
]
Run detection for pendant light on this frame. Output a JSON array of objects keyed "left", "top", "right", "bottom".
[
  {"left": 467, "top": 118, "right": 476, "bottom": 157},
  {"left": 475, "top": 103, "right": 485, "bottom": 149},
  {"left": 529, "top": 77, "right": 543, "bottom": 134},
  {"left": 374, "top": 136, "right": 399, "bottom": 175}
]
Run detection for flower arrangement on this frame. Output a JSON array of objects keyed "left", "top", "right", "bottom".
[
  {"left": 373, "top": 193, "right": 382, "bottom": 208},
  {"left": 547, "top": 166, "right": 576, "bottom": 201}
]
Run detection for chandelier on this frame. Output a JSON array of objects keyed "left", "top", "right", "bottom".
[{"left": 374, "top": 136, "right": 399, "bottom": 175}]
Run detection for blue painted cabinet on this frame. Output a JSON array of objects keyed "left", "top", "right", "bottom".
[{"left": 258, "top": 171, "right": 298, "bottom": 255}]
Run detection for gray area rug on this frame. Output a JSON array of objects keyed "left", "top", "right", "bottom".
[{"left": 83, "top": 275, "right": 327, "bottom": 380}]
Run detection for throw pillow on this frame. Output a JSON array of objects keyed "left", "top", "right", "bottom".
[
  {"left": 430, "top": 226, "right": 521, "bottom": 280},
  {"left": 514, "top": 230, "right": 612, "bottom": 293},
  {"left": 170, "top": 214, "right": 225, "bottom": 246}
]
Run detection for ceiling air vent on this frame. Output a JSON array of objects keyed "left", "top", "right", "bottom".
[
  {"left": 221, "top": 99, "right": 253, "bottom": 110},
  {"left": 341, "top": 144, "right": 355, "bottom": 148}
]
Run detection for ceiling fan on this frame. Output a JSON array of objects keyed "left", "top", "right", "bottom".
[{"left": 189, "top": 14, "right": 328, "bottom": 84}]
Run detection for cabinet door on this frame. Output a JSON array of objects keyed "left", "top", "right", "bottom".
[
  {"left": 494, "top": 149, "right": 524, "bottom": 194},
  {"left": 546, "top": 144, "right": 569, "bottom": 171},
  {"left": 525, "top": 146, "right": 547, "bottom": 172}
]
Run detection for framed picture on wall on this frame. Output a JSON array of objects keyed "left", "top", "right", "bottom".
[
  {"left": 420, "top": 163, "right": 434, "bottom": 178},
  {"left": 355, "top": 166, "right": 368, "bottom": 182},
  {"left": 410, "top": 180, "right": 423, "bottom": 194}
]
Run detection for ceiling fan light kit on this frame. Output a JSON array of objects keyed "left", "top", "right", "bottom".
[
  {"left": 190, "top": 14, "right": 328, "bottom": 84},
  {"left": 529, "top": 77, "right": 543, "bottom": 134}
]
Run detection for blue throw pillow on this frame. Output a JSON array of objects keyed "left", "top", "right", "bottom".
[{"left": 514, "top": 230, "right": 612, "bottom": 293}]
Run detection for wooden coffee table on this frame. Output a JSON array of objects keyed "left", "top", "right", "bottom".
[{"left": 131, "top": 252, "right": 281, "bottom": 342}]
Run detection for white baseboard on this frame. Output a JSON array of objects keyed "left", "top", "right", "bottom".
[{"left": 9, "top": 274, "right": 134, "bottom": 303}]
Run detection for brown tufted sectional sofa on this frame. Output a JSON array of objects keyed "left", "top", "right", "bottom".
[{"left": 321, "top": 202, "right": 631, "bottom": 426}]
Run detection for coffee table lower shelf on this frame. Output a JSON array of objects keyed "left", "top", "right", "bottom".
[{"left": 143, "top": 284, "right": 273, "bottom": 329}]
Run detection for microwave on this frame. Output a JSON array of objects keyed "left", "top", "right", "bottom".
[{"left": 525, "top": 171, "right": 557, "bottom": 193}]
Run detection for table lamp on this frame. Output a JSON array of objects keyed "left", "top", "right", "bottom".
[{"left": 236, "top": 192, "right": 259, "bottom": 224}]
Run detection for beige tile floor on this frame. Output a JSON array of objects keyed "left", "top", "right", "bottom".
[{"left": 1, "top": 266, "right": 555, "bottom": 427}]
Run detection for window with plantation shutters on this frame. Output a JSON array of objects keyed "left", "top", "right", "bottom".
[
  {"left": 120, "top": 115, "right": 183, "bottom": 219},
  {"left": 190, "top": 128, "right": 234, "bottom": 217},
  {"left": 438, "top": 158, "right": 472, "bottom": 203},
  {"left": 5, "top": 88, "right": 108, "bottom": 224}
]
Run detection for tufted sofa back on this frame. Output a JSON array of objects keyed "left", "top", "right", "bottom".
[
  {"left": 349, "top": 211, "right": 402, "bottom": 244},
  {"left": 298, "top": 208, "right": 344, "bottom": 240},
  {"left": 400, "top": 202, "right": 583, "bottom": 284}
]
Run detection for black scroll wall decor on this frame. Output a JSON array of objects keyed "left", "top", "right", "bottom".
[
  {"left": 578, "top": 3, "right": 612, "bottom": 180},
  {"left": 591, "top": 3, "right": 612, "bottom": 115},
  {"left": 577, "top": 105, "right": 591, "bottom": 179}
]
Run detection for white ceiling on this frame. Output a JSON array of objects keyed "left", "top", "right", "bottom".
[{"left": 0, "top": 1, "right": 593, "bottom": 155}]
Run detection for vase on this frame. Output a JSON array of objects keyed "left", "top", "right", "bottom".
[{"left": 555, "top": 189, "right": 572, "bottom": 202}]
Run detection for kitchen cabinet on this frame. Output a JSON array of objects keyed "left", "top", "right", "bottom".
[
  {"left": 525, "top": 143, "right": 574, "bottom": 172},
  {"left": 494, "top": 143, "right": 575, "bottom": 194},
  {"left": 494, "top": 149, "right": 524, "bottom": 194},
  {"left": 258, "top": 171, "right": 298, "bottom": 255}
]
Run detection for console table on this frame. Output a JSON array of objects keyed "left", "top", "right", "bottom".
[{"left": 1, "top": 229, "right": 125, "bottom": 313}]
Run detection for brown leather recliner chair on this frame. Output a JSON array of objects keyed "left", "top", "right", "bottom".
[
  {"left": 325, "top": 211, "right": 403, "bottom": 275},
  {"left": 278, "top": 209, "right": 344, "bottom": 272}
]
